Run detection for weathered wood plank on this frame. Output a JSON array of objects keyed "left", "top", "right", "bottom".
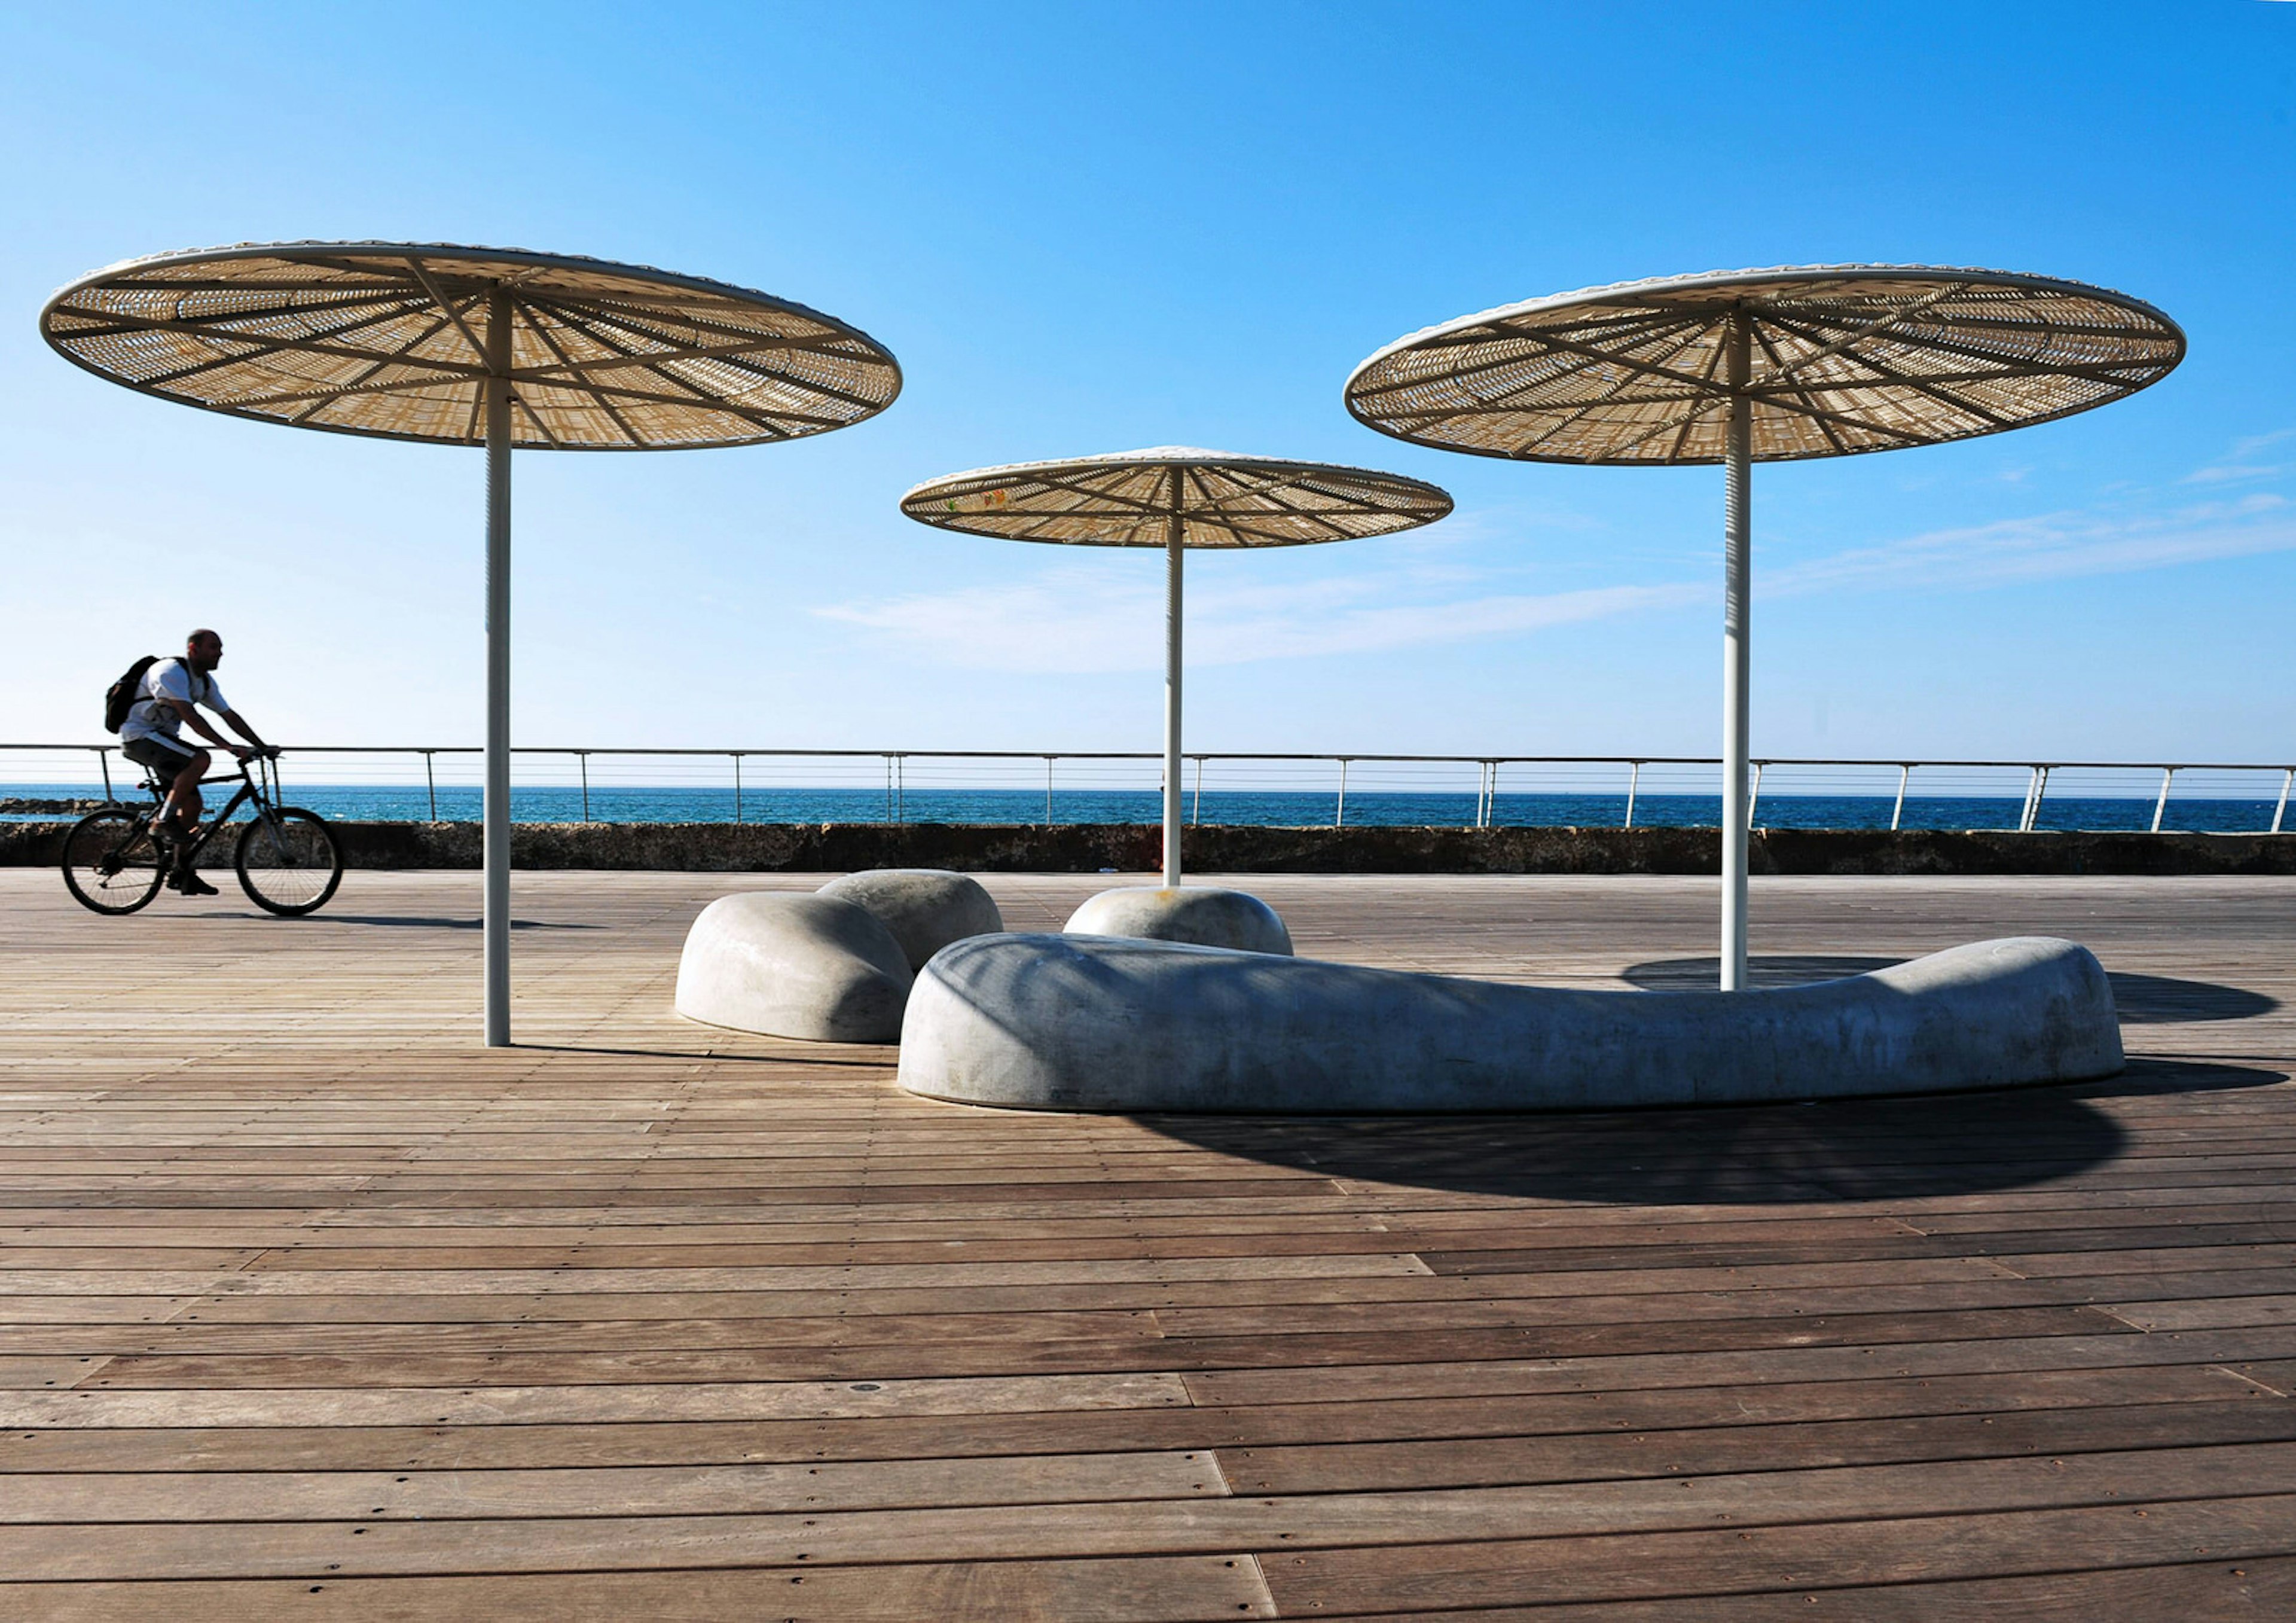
[
  {"left": 0, "top": 869, "right": 2289, "bottom": 1612},
  {"left": 0, "top": 1555, "right": 1282, "bottom": 1622}
]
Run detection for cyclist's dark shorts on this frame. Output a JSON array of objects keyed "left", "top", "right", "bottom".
[{"left": 121, "top": 736, "right": 199, "bottom": 773}]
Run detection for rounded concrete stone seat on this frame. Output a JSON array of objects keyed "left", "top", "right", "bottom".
[
  {"left": 1064, "top": 886, "right": 1293, "bottom": 956},
  {"left": 676, "top": 892, "right": 912, "bottom": 1044},
  {"left": 898, "top": 934, "right": 2123, "bottom": 1111},
  {"left": 817, "top": 869, "right": 1004, "bottom": 972}
]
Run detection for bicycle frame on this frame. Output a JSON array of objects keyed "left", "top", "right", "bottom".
[{"left": 138, "top": 755, "right": 291, "bottom": 866}]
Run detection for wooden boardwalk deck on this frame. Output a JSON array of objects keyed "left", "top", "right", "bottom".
[{"left": 1, "top": 868, "right": 2292, "bottom": 1619}]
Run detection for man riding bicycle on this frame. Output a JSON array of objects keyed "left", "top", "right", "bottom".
[{"left": 118, "top": 629, "right": 273, "bottom": 896}]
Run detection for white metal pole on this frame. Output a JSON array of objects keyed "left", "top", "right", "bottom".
[
  {"left": 2274, "top": 768, "right": 2291, "bottom": 835},
  {"left": 1624, "top": 761, "right": 1639, "bottom": 829},
  {"left": 2151, "top": 767, "right": 2174, "bottom": 833},
  {"left": 483, "top": 287, "right": 513, "bottom": 1047},
  {"left": 1891, "top": 764, "right": 1909, "bottom": 831},
  {"left": 2028, "top": 766, "right": 2051, "bottom": 832},
  {"left": 1162, "top": 505, "right": 1184, "bottom": 886},
  {"left": 1720, "top": 310, "right": 1752, "bottom": 992}
]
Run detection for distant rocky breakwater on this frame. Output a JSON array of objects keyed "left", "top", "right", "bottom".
[
  {"left": 5, "top": 819, "right": 2293, "bottom": 875},
  {"left": 0, "top": 797, "right": 109, "bottom": 816}
]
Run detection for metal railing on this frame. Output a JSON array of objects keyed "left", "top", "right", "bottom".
[{"left": 4, "top": 744, "right": 2290, "bottom": 834}]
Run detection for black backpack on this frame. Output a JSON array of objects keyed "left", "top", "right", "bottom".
[{"left": 103, "top": 655, "right": 161, "bottom": 733}]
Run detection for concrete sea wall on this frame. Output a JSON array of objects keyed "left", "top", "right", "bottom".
[{"left": 6, "top": 819, "right": 2294, "bottom": 875}]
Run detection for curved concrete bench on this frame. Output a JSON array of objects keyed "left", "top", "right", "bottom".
[
  {"left": 899, "top": 934, "right": 2123, "bottom": 1112},
  {"left": 676, "top": 893, "right": 912, "bottom": 1044},
  {"left": 818, "top": 869, "right": 1004, "bottom": 972},
  {"left": 1064, "top": 886, "right": 1294, "bottom": 956}
]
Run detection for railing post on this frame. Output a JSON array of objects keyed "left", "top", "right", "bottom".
[
  {"left": 2274, "top": 767, "right": 2292, "bottom": 835},
  {"left": 1192, "top": 755, "right": 1203, "bottom": 826},
  {"left": 1335, "top": 759, "right": 1348, "bottom": 828},
  {"left": 2020, "top": 765, "right": 2050, "bottom": 833},
  {"left": 896, "top": 754, "right": 905, "bottom": 825},
  {"left": 423, "top": 751, "right": 438, "bottom": 820},
  {"left": 2152, "top": 767, "right": 2174, "bottom": 834},
  {"left": 1044, "top": 756, "right": 1055, "bottom": 826},
  {"left": 578, "top": 751, "right": 590, "bottom": 822},
  {"left": 1891, "top": 764, "right": 1909, "bottom": 831},
  {"left": 1623, "top": 761, "right": 1639, "bottom": 830},
  {"left": 1748, "top": 761, "right": 1763, "bottom": 825},
  {"left": 733, "top": 753, "right": 744, "bottom": 825},
  {"left": 884, "top": 755, "right": 893, "bottom": 823},
  {"left": 97, "top": 746, "right": 113, "bottom": 804}
]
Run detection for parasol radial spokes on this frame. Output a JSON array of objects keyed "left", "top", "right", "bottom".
[
  {"left": 900, "top": 446, "right": 1452, "bottom": 547},
  {"left": 40, "top": 242, "right": 900, "bottom": 450},
  {"left": 1345, "top": 266, "right": 2183, "bottom": 466}
]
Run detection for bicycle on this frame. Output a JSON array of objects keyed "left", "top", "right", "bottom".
[{"left": 61, "top": 750, "right": 343, "bottom": 917}]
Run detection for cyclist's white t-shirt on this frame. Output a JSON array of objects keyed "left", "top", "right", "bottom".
[{"left": 120, "top": 659, "right": 229, "bottom": 746}]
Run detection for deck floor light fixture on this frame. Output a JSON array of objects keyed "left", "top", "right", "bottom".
[
  {"left": 42, "top": 242, "right": 900, "bottom": 1045},
  {"left": 1345, "top": 266, "right": 2182, "bottom": 990},
  {"left": 900, "top": 449, "right": 1451, "bottom": 886}
]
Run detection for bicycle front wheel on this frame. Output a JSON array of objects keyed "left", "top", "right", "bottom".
[
  {"left": 62, "top": 809, "right": 167, "bottom": 916},
  {"left": 235, "top": 808, "right": 343, "bottom": 917}
]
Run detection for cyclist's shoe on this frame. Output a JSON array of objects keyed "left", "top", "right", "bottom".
[{"left": 167, "top": 869, "right": 220, "bottom": 898}]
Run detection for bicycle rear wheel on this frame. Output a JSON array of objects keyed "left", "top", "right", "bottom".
[
  {"left": 61, "top": 810, "right": 167, "bottom": 915},
  {"left": 235, "top": 808, "right": 343, "bottom": 917}
]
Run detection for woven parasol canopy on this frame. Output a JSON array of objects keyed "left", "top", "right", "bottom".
[
  {"left": 1345, "top": 265, "right": 2182, "bottom": 465},
  {"left": 40, "top": 241, "right": 900, "bottom": 449},
  {"left": 901, "top": 448, "right": 1452, "bottom": 883},
  {"left": 42, "top": 241, "right": 900, "bottom": 1045},
  {"left": 1347, "top": 265, "right": 2182, "bottom": 989}
]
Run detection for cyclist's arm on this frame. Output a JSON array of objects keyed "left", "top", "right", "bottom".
[
  {"left": 220, "top": 709, "right": 271, "bottom": 753},
  {"left": 163, "top": 698, "right": 234, "bottom": 752}
]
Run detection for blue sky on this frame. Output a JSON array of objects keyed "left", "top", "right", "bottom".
[{"left": 3, "top": 1, "right": 2291, "bottom": 767}]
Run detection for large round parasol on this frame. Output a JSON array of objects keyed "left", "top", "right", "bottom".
[
  {"left": 899, "top": 448, "right": 1452, "bottom": 883},
  {"left": 42, "top": 242, "right": 901, "bottom": 1044},
  {"left": 1345, "top": 265, "right": 2182, "bottom": 989}
]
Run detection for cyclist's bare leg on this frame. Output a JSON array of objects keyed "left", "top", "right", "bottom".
[{"left": 157, "top": 751, "right": 209, "bottom": 838}]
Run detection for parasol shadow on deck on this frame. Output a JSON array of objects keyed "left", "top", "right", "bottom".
[{"left": 1622, "top": 955, "right": 2278, "bottom": 1023}]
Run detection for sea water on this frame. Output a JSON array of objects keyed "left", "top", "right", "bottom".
[{"left": 4, "top": 782, "right": 2283, "bottom": 834}]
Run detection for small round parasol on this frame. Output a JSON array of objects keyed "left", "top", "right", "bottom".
[
  {"left": 900, "top": 448, "right": 1452, "bottom": 883},
  {"left": 1345, "top": 266, "right": 2182, "bottom": 988},
  {"left": 42, "top": 241, "right": 901, "bottom": 1044}
]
